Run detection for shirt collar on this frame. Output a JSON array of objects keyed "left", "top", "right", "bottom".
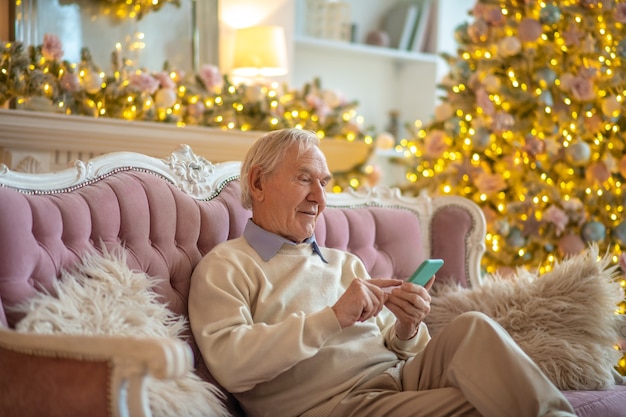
[{"left": 243, "top": 219, "right": 327, "bottom": 263}]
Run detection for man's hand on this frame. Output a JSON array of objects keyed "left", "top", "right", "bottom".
[
  {"left": 332, "top": 278, "right": 402, "bottom": 328},
  {"left": 384, "top": 278, "right": 434, "bottom": 340}
]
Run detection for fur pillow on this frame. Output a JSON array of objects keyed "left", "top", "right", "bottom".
[
  {"left": 425, "top": 245, "right": 625, "bottom": 390},
  {"left": 13, "top": 250, "right": 230, "bottom": 417}
]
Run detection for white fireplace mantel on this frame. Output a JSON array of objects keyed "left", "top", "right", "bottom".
[{"left": 0, "top": 109, "right": 371, "bottom": 175}]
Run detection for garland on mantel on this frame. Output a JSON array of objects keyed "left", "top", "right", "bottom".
[{"left": 0, "top": 34, "right": 379, "bottom": 191}]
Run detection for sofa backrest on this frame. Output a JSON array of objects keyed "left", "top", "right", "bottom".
[{"left": 0, "top": 145, "right": 485, "bottom": 327}]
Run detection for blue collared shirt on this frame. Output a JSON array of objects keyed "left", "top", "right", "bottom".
[{"left": 243, "top": 219, "right": 328, "bottom": 263}]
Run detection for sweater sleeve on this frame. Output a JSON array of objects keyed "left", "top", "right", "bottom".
[{"left": 188, "top": 244, "right": 343, "bottom": 393}]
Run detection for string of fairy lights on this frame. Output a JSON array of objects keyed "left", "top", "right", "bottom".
[
  {"left": 392, "top": 0, "right": 626, "bottom": 373},
  {"left": 1, "top": 0, "right": 624, "bottom": 373},
  {"left": 0, "top": 35, "right": 375, "bottom": 191}
]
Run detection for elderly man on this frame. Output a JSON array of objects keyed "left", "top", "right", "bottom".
[{"left": 189, "top": 128, "right": 575, "bottom": 417}]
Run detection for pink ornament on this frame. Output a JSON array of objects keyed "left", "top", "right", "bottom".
[
  {"left": 557, "top": 234, "right": 585, "bottom": 257},
  {"left": 518, "top": 18, "right": 542, "bottom": 43},
  {"left": 585, "top": 162, "right": 610, "bottom": 185},
  {"left": 424, "top": 130, "right": 448, "bottom": 158},
  {"left": 60, "top": 72, "right": 81, "bottom": 93}
]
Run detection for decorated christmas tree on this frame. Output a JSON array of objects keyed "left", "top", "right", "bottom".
[{"left": 397, "top": 0, "right": 626, "bottom": 371}]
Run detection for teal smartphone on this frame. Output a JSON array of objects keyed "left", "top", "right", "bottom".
[{"left": 408, "top": 259, "right": 444, "bottom": 286}]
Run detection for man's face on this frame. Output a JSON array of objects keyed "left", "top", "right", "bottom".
[{"left": 251, "top": 143, "right": 332, "bottom": 243}]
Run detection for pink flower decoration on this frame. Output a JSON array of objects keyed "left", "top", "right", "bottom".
[
  {"left": 424, "top": 129, "right": 448, "bottom": 158},
  {"left": 543, "top": 205, "right": 569, "bottom": 236},
  {"left": 129, "top": 72, "right": 159, "bottom": 95},
  {"left": 199, "top": 65, "right": 223, "bottom": 93},
  {"left": 42, "top": 34, "right": 64, "bottom": 61},
  {"left": 474, "top": 172, "right": 506, "bottom": 195},
  {"left": 306, "top": 94, "right": 331, "bottom": 122},
  {"left": 569, "top": 75, "right": 595, "bottom": 101},
  {"left": 152, "top": 71, "right": 176, "bottom": 90}
]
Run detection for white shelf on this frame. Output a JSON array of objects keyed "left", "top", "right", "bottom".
[{"left": 294, "top": 35, "right": 438, "bottom": 65}]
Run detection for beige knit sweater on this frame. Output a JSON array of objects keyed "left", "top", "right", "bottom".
[{"left": 189, "top": 237, "right": 430, "bottom": 417}]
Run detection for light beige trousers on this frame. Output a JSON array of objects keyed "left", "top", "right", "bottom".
[{"left": 328, "top": 311, "right": 576, "bottom": 417}]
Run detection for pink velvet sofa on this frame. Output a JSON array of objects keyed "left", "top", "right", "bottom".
[{"left": 0, "top": 145, "right": 624, "bottom": 417}]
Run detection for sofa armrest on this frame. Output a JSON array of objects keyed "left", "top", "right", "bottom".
[{"left": 0, "top": 327, "right": 192, "bottom": 417}]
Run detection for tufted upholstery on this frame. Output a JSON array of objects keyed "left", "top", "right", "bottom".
[
  {"left": 0, "top": 166, "right": 476, "bottom": 417},
  {"left": 2, "top": 161, "right": 622, "bottom": 417}
]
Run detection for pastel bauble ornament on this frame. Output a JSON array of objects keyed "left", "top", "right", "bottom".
[
  {"left": 82, "top": 70, "right": 103, "bottom": 94},
  {"left": 581, "top": 221, "right": 606, "bottom": 243},
  {"left": 539, "top": 4, "right": 561, "bottom": 25},
  {"left": 601, "top": 96, "right": 621, "bottom": 118},
  {"left": 498, "top": 36, "right": 522, "bottom": 57},
  {"left": 557, "top": 233, "right": 585, "bottom": 257},
  {"left": 518, "top": 17, "right": 543, "bottom": 42},
  {"left": 613, "top": 221, "right": 626, "bottom": 245},
  {"left": 565, "top": 141, "right": 591, "bottom": 166},
  {"left": 585, "top": 161, "right": 610, "bottom": 184},
  {"left": 186, "top": 101, "right": 205, "bottom": 118},
  {"left": 539, "top": 90, "right": 553, "bottom": 106},
  {"left": 506, "top": 227, "right": 525, "bottom": 248},
  {"left": 155, "top": 88, "right": 177, "bottom": 109}
]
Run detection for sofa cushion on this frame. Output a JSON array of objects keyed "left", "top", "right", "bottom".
[
  {"left": 563, "top": 387, "right": 626, "bottom": 417},
  {"left": 425, "top": 245, "right": 625, "bottom": 391},
  {"left": 11, "top": 249, "right": 229, "bottom": 417}
]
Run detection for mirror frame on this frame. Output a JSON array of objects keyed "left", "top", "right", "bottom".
[{"left": 10, "top": 0, "right": 219, "bottom": 73}]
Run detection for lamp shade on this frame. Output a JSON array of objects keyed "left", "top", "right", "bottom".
[{"left": 232, "top": 25, "right": 288, "bottom": 77}]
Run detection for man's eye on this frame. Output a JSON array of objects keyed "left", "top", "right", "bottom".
[{"left": 298, "top": 176, "right": 311, "bottom": 184}]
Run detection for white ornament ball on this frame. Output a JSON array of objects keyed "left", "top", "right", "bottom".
[
  {"left": 566, "top": 141, "right": 591, "bottom": 166},
  {"left": 82, "top": 70, "right": 103, "bottom": 94},
  {"left": 155, "top": 88, "right": 177, "bottom": 109}
]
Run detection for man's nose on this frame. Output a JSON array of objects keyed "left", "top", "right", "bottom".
[{"left": 309, "top": 181, "right": 327, "bottom": 203}]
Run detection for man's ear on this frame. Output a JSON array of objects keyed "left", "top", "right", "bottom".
[{"left": 248, "top": 166, "right": 265, "bottom": 202}]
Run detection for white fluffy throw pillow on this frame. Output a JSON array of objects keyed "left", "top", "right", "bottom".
[
  {"left": 14, "top": 250, "right": 230, "bottom": 417},
  {"left": 425, "top": 245, "right": 625, "bottom": 390}
]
